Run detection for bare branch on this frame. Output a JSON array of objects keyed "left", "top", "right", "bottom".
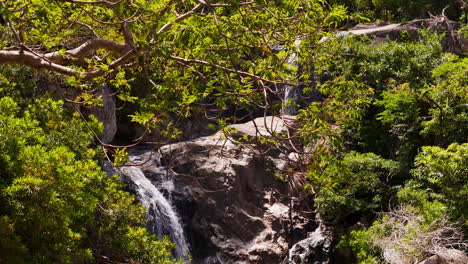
[
  {"left": 44, "top": 38, "right": 132, "bottom": 64},
  {"left": 0, "top": 50, "right": 82, "bottom": 75},
  {"left": 195, "top": 0, "right": 255, "bottom": 7},
  {"left": 0, "top": 43, "right": 136, "bottom": 79},
  {"left": 442, "top": 5, "right": 450, "bottom": 17},
  {"left": 156, "top": 3, "right": 204, "bottom": 35},
  {"left": 67, "top": 18, "right": 101, "bottom": 38}
]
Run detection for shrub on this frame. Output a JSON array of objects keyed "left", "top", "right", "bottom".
[
  {"left": 345, "top": 206, "right": 467, "bottom": 264},
  {"left": 0, "top": 96, "right": 176, "bottom": 263},
  {"left": 313, "top": 151, "right": 400, "bottom": 225}
]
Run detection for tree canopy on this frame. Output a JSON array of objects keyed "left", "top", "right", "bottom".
[
  {"left": 0, "top": 1, "right": 467, "bottom": 263},
  {"left": 0, "top": 0, "right": 349, "bottom": 124}
]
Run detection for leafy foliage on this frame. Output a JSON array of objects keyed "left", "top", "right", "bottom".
[
  {"left": 327, "top": 0, "right": 461, "bottom": 21},
  {"left": 341, "top": 143, "right": 468, "bottom": 263},
  {"left": 343, "top": 206, "right": 466, "bottom": 264},
  {"left": 0, "top": 0, "right": 466, "bottom": 263},
  {"left": 313, "top": 152, "right": 400, "bottom": 225},
  {"left": 411, "top": 143, "right": 468, "bottom": 219},
  {"left": 300, "top": 20, "right": 467, "bottom": 263},
  {"left": 0, "top": 96, "right": 176, "bottom": 263},
  {"left": 314, "top": 31, "right": 444, "bottom": 93},
  {"left": 421, "top": 56, "right": 468, "bottom": 145}
]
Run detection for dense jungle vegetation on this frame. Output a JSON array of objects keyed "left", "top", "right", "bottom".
[{"left": 0, "top": 0, "right": 467, "bottom": 263}]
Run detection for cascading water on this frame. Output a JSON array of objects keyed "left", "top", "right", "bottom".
[
  {"left": 117, "top": 154, "right": 190, "bottom": 261},
  {"left": 281, "top": 40, "right": 301, "bottom": 116},
  {"left": 283, "top": 83, "right": 298, "bottom": 115}
]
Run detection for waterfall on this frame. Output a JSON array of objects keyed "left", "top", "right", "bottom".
[
  {"left": 282, "top": 40, "right": 301, "bottom": 116},
  {"left": 283, "top": 83, "right": 298, "bottom": 115},
  {"left": 117, "top": 155, "right": 190, "bottom": 261}
]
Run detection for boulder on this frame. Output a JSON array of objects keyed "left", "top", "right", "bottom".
[
  {"left": 287, "top": 224, "right": 334, "bottom": 264},
  {"left": 419, "top": 255, "right": 449, "bottom": 264},
  {"left": 419, "top": 252, "right": 468, "bottom": 264},
  {"left": 154, "top": 116, "right": 316, "bottom": 263}
]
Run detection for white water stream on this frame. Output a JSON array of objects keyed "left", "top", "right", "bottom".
[
  {"left": 118, "top": 157, "right": 190, "bottom": 260},
  {"left": 282, "top": 39, "right": 301, "bottom": 116}
]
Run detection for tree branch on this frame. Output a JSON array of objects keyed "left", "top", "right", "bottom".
[
  {"left": 156, "top": 3, "right": 204, "bottom": 35},
  {"left": 44, "top": 38, "right": 132, "bottom": 64},
  {"left": 67, "top": 18, "right": 101, "bottom": 38},
  {"left": 55, "top": 0, "right": 124, "bottom": 6},
  {"left": 0, "top": 50, "right": 82, "bottom": 75},
  {"left": 0, "top": 42, "right": 136, "bottom": 79},
  {"left": 195, "top": 0, "right": 255, "bottom": 8},
  {"left": 82, "top": 49, "right": 136, "bottom": 79}
]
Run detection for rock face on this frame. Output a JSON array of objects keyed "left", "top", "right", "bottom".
[
  {"left": 288, "top": 224, "right": 334, "bottom": 264},
  {"left": 419, "top": 255, "right": 449, "bottom": 264},
  {"left": 85, "top": 85, "right": 117, "bottom": 143},
  {"left": 157, "top": 116, "right": 316, "bottom": 263},
  {"left": 115, "top": 116, "right": 329, "bottom": 263}
]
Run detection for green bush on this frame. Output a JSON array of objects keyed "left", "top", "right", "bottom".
[
  {"left": 313, "top": 151, "right": 400, "bottom": 225},
  {"left": 374, "top": 83, "right": 422, "bottom": 164},
  {"left": 342, "top": 143, "right": 468, "bottom": 263},
  {"left": 314, "top": 31, "right": 444, "bottom": 93},
  {"left": 411, "top": 143, "right": 468, "bottom": 219},
  {"left": 0, "top": 96, "right": 176, "bottom": 263},
  {"left": 343, "top": 205, "right": 466, "bottom": 264},
  {"left": 421, "top": 57, "right": 468, "bottom": 146}
]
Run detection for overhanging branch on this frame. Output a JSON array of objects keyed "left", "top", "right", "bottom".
[
  {"left": 0, "top": 50, "right": 82, "bottom": 75},
  {"left": 0, "top": 42, "right": 136, "bottom": 79},
  {"left": 156, "top": 3, "right": 204, "bottom": 35},
  {"left": 44, "top": 38, "right": 132, "bottom": 65}
]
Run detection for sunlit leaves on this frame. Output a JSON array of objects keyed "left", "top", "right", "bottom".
[
  {"left": 0, "top": 96, "right": 177, "bottom": 263},
  {"left": 313, "top": 151, "right": 400, "bottom": 224},
  {"left": 298, "top": 77, "right": 372, "bottom": 151},
  {"left": 412, "top": 143, "right": 468, "bottom": 218},
  {"left": 420, "top": 56, "right": 468, "bottom": 144},
  {"left": 113, "top": 147, "right": 129, "bottom": 167}
]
